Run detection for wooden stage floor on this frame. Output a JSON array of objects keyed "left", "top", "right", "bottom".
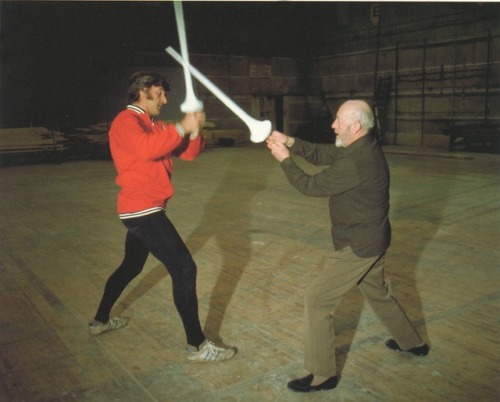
[{"left": 1, "top": 145, "right": 499, "bottom": 401}]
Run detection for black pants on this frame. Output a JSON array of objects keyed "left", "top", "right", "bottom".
[{"left": 94, "top": 211, "right": 205, "bottom": 347}]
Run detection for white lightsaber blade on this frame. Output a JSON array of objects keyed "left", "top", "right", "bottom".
[
  {"left": 166, "top": 46, "right": 272, "bottom": 143},
  {"left": 173, "top": 1, "right": 203, "bottom": 113}
]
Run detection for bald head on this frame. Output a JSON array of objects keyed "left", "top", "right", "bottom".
[
  {"left": 341, "top": 100, "right": 374, "bottom": 134},
  {"left": 332, "top": 100, "right": 375, "bottom": 147}
]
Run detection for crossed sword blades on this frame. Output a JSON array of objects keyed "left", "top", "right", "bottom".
[{"left": 167, "top": 1, "right": 271, "bottom": 144}]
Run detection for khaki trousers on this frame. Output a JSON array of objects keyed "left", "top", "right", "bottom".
[{"left": 304, "top": 247, "right": 423, "bottom": 377}]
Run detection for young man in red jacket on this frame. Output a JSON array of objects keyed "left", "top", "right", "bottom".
[{"left": 89, "top": 71, "right": 235, "bottom": 362}]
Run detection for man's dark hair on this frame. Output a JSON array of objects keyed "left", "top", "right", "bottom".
[{"left": 127, "top": 72, "right": 170, "bottom": 103}]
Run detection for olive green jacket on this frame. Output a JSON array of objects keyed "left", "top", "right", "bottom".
[{"left": 281, "top": 135, "right": 391, "bottom": 258}]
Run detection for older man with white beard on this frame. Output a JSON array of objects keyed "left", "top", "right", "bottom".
[{"left": 267, "top": 99, "right": 428, "bottom": 393}]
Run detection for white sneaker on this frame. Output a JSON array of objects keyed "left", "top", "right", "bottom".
[
  {"left": 186, "top": 340, "right": 236, "bottom": 362},
  {"left": 88, "top": 317, "right": 129, "bottom": 336}
]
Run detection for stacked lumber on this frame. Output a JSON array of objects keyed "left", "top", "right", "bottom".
[
  {"left": 70, "top": 122, "right": 109, "bottom": 146},
  {"left": 0, "top": 127, "right": 67, "bottom": 154},
  {"left": 63, "top": 122, "right": 111, "bottom": 160}
]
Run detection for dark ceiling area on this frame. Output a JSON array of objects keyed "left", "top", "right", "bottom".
[
  {"left": 4, "top": 1, "right": 336, "bottom": 62},
  {"left": 0, "top": 1, "right": 495, "bottom": 130},
  {"left": 0, "top": 1, "right": 340, "bottom": 128}
]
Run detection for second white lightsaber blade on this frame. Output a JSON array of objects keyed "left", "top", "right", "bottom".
[{"left": 166, "top": 46, "right": 271, "bottom": 143}]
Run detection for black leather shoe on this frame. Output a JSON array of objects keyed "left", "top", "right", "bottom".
[
  {"left": 287, "top": 374, "right": 338, "bottom": 393},
  {"left": 385, "top": 339, "right": 429, "bottom": 356}
]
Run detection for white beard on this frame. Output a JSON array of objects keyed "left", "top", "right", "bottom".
[{"left": 335, "top": 137, "right": 345, "bottom": 148}]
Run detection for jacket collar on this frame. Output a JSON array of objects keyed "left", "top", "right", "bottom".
[{"left": 127, "top": 104, "right": 146, "bottom": 114}]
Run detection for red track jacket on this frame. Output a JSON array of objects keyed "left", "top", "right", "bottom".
[{"left": 109, "top": 105, "right": 204, "bottom": 218}]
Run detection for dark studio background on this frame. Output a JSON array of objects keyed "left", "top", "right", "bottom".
[
  {"left": 0, "top": 1, "right": 498, "bottom": 157},
  {"left": 0, "top": 1, "right": 336, "bottom": 131}
]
